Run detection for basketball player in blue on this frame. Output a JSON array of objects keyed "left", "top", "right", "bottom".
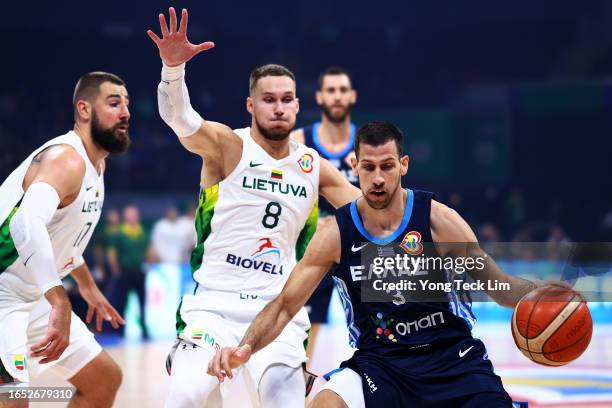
[
  {"left": 291, "top": 67, "right": 358, "bottom": 363},
  {"left": 208, "top": 121, "right": 542, "bottom": 407}
]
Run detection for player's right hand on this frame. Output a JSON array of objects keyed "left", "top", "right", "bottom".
[
  {"left": 30, "top": 301, "right": 71, "bottom": 364},
  {"left": 207, "top": 344, "right": 252, "bottom": 382},
  {"left": 147, "top": 7, "right": 215, "bottom": 67}
]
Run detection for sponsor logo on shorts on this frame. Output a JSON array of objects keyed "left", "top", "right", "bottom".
[
  {"left": 190, "top": 329, "right": 221, "bottom": 351},
  {"left": 297, "top": 153, "right": 314, "bottom": 173},
  {"left": 363, "top": 372, "right": 378, "bottom": 393},
  {"left": 400, "top": 231, "right": 423, "bottom": 255}
]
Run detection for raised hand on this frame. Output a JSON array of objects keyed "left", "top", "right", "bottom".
[{"left": 147, "top": 7, "right": 215, "bottom": 67}]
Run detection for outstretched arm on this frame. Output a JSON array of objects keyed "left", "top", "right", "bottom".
[
  {"left": 148, "top": 7, "right": 241, "bottom": 177},
  {"left": 319, "top": 158, "right": 362, "bottom": 209},
  {"left": 207, "top": 218, "right": 342, "bottom": 381},
  {"left": 430, "top": 200, "right": 536, "bottom": 308}
]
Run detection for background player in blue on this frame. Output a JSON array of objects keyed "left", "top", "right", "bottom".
[
  {"left": 208, "top": 121, "right": 549, "bottom": 407},
  {"left": 291, "top": 67, "right": 358, "bottom": 364}
]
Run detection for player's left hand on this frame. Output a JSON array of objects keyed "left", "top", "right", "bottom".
[
  {"left": 78, "top": 284, "right": 125, "bottom": 331},
  {"left": 207, "top": 344, "right": 252, "bottom": 382}
]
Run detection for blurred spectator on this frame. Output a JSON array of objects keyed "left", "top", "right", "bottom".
[
  {"left": 92, "top": 209, "right": 121, "bottom": 284},
  {"left": 151, "top": 206, "right": 195, "bottom": 264},
  {"left": 107, "top": 205, "right": 154, "bottom": 339},
  {"left": 547, "top": 225, "right": 572, "bottom": 261},
  {"left": 178, "top": 205, "right": 197, "bottom": 263},
  {"left": 504, "top": 187, "right": 526, "bottom": 235},
  {"left": 477, "top": 223, "right": 504, "bottom": 259}
]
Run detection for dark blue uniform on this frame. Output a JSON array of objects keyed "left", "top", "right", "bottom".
[
  {"left": 303, "top": 121, "right": 358, "bottom": 323},
  {"left": 326, "top": 189, "right": 513, "bottom": 407}
]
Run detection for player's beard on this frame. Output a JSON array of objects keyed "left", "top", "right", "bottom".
[
  {"left": 363, "top": 177, "right": 401, "bottom": 210},
  {"left": 91, "top": 110, "right": 131, "bottom": 154},
  {"left": 254, "top": 117, "right": 295, "bottom": 141},
  {"left": 322, "top": 102, "right": 353, "bottom": 124}
]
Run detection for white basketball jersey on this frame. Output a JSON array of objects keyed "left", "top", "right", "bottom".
[
  {"left": 0, "top": 131, "right": 104, "bottom": 300},
  {"left": 190, "top": 128, "right": 320, "bottom": 302}
]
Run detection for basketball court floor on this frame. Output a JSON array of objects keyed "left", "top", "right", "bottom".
[{"left": 28, "top": 299, "right": 612, "bottom": 408}]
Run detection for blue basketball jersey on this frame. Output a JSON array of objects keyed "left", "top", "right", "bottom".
[
  {"left": 328, "top": 189, "right": 513, "bottom": 407},
  {"left": 303, "top": 122, "right": 358, "bottom": 215},
  {"left": 332, "top": 189, "right": 477, "bottom": 352}
]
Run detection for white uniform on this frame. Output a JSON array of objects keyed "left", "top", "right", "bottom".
[
  {"left": 167, "top": 128, "right": 320, "bottom": 407},
  {"left": 0, "top": 131, "right": 104, "bottom": 383}
]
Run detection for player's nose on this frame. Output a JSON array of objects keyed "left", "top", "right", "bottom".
[{"left": 120, "top": 105, "right": 131, "bottom": 120}]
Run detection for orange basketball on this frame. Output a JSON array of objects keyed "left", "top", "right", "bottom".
[{"left": 511, "top": 284, "right": 592, "bottom": 366}]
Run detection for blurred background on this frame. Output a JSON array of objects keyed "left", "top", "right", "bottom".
[{"left": 2, "top": 1, "right": 612, "bottom": 406}]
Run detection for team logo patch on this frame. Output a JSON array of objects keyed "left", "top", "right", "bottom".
[
  {"left": 372, "top": 312, "right": 397, "bottom": 343},
  {"left": 400, "top": 231, "right": 423, "bottom": 255},
  {"left": 297, "top": 153, "right": 314, "bottom": 173},
  {"left": 13, "top": 355, "right": 25, "bottom": 371}
]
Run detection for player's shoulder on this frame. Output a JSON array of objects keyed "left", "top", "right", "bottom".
[
  {"left": 430, "top": 199, "right": 457, "bottom": 224},
  {"left": 36, "top": 143, "right": 86, "bottom": 176},
  {"left": 430, "top": 199, "right": 475, "bottom": 242}
]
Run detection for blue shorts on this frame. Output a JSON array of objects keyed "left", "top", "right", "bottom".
[{"left": 341, "top": 337, "right": 513, "bottom": 407}]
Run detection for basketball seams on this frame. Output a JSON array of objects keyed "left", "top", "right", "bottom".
[
  {"left": 528, "top": 296, "right": 581, "bottom": 351},
  {"left": 524, "top": 285, "right": 550, "bottom": 360}
]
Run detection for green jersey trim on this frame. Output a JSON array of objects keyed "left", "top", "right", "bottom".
[
  {"left": 295, "top": 201, "right": 318, "bottom": 261},
  {"left": 0, "top": 203, "right": 21, "bottom": 273},
  {"left": 177, "top": 184, "right": 219, "bottom": 336}
]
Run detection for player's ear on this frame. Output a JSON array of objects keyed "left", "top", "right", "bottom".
[
  {"left": 246, "top": 97, "right": 254, "bottom": 114},
  {"left": 295, "top": 97, "right": 299, "bottom": 114},
  {"left": 315, "top": 90, "right": 323, "bottom": 106},
  {"left": 400, "top": 154, "right": 409, "bottom": 176},
  {"left": 350, "top": 151, "right": 358, "bottom": 176},
  {"left": 75, "top": 100, "right": 91, "bottom": 121},
  {"left": 350, "top": 89, "right": 357, "bottom": 104}
]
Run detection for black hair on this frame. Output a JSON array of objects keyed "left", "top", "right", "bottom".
[{"left": 355, "top": 121, "right": 404, "bottom": 158}]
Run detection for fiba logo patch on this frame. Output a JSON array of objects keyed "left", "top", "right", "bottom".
[
  {"left": 372, "top": 312, "right": 398, "bottom": 343},
  {"left": 400, "top": 231, "right": 423, "bottom": 255},
  {"left": 297, "top": 153, "right": 314, "bottom": 173}
]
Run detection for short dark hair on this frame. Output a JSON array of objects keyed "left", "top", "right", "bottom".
[
  {"left": 73, "top": 72, "right": 125, "bottom": 115},
  {"left": 317, "top": 66, "right": 352, "bottom": 90},
  {"left": 249, "top": 64, "right": 296, "bottom": 94},
  {"left": 355, "top": 121, "right": 404, "bottom": 159}
]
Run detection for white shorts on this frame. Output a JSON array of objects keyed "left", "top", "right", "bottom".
[
  {"left": 0, "top": 292, "right": 102, "bottom": 383},
  {"left": 321, "top": 367, "right": 365, "bottom": 408},
  {"left": 175, "top": 295, "right": 308, "bottom": 386}
]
